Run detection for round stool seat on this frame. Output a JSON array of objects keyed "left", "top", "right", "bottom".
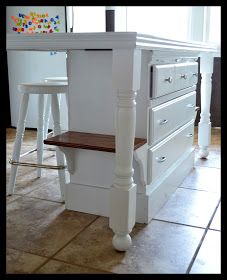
[
  {"left": 18, "top": 82, "right": 68, "bottom": 95},
  {"left": 44, "top": 77, "right": 68, "bottom": 83}
]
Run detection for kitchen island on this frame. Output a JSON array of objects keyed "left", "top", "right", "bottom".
[{"left": 7, "top": 32, "right": 218, "bottom": 251}]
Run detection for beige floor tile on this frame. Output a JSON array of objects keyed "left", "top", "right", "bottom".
[
  {"left": 6, "top": 194, "right": 22, "bottom": 204},
  {"left": 7, "top": 196, "right": 97, "bottom": 257},
  {"left": 194, "top": 149, "right": 220, "bottom": 169},
  {"left": 6, "top": 248, "right": 47, "bottom": 274},
  {"left": 26, "top": 178, "right": 63, "bottom": 202},
  {"left": 55, "top": 217, "right": 204, "bottom": 274},
  {"left": 210, "top": 203, "right": 221, "bottom": 231},
  {"left": 190, "top": 230, "right": 221, "bottom": 274},
  {"left": 36, "top": 259, "right": 111, "bottom": 274},
  {"left": 154, "top": 188, "right": 220, "bottom": 228},
  {"left": 180, "top": 166, "right": 220, "bottom": 194}
]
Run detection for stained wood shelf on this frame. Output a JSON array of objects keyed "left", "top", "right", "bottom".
[{"left": 44, "top": 131, "right": 147, "bottom": 153}]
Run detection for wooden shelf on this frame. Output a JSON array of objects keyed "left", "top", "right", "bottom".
[{"left": 44, "top": 131, "right": 146, "bottom": 153}]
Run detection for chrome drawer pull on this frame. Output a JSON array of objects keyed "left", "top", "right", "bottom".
[
  {"left": 186, "top": 104, "right": 195, "bottom": 108},
  {"left": 186, "top": 133, "right": 193, "bottom": 138},
  {"left": 164, "top": 77, "right": 173, "bottom": 83},
  {"left": 180, "top": 74, "right": 187, "bottom": 79},
  {"left": 156, "top": 156, "right": 166, "bottom": 163},
  {"left": 159, "top": 119, "right": 169, "bottom": 125}
]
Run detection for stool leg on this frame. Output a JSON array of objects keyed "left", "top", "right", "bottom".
[
  {"left": 51, "top": 94, "right": 65, "bottom": 201},
  {"left": 8, "top": 94, "right": 29, "bottom": 195},
  {"left": 37, "top": 94, "right": 45, "bottom": 178},
  {"left": 43, "top": 95, "right": 51, "bottom": 139}
]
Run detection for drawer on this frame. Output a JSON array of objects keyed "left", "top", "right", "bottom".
[
  {"left": 175, "top": 62, "right": 198, "bottom": 91},
  {"left": 148, "top": 91, "right": 196, "bottom": 146},
  {"left": 152, "top": 64, "right": 175, "bottom": 98},
  {"left": 147, "top": 120, "right": 194, "bottom": 185}
]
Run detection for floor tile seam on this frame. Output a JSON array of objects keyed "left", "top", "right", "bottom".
[
  {"left": 6, "top": 194, "right": 24, "bottom": 204},
  {"left": 10, "top": 193, "right": 63, "bottom": 205},
  {"left": 32, "top": 216, "right": 100, "bottom": 274},
  {"left": 6, "top": 246, "right": 49, "bottom": 260},
  {"left": 178, "top": 186, "right": 220, "bottom": 194},
  {"left": 49, "top": 257, "right": 113, "bottom": 274},
  {"left": 152, "top": 218, "right": 207, "bottom": 230},
  {"left": 186, "top": 198, "right": 221, "bottom": 274}
]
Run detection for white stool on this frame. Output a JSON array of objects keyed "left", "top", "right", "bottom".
[
  {"left": 8, "top": 82, "right": 68, "bottom": 201},
  {"left": 43, "top": 77, "right": 68, "bottom": 139}
]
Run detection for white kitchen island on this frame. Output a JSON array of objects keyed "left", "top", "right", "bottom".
[{"left": 7, "top": 32, "right": 218, "bottom": 251}]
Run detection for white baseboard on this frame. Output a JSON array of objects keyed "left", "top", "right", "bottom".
[{"left": 65, "top": 150, "right": 194, "bottom": 223}]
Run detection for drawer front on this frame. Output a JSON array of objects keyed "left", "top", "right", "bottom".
[
  {"left": 175, "top": 62, "right": 198, "bottom": 90},
  {"left": 147, "top": 120, "right": 194, "bottom": 184},
  {"left": 149, "top": 91, "right": 196, "bottom": 145},
  {"left": 152, "top": 64, "right": 175, "bottom": 98}
]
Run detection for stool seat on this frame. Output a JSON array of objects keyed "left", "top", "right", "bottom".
[
  {"left": 8, "top": 81, "right": 68, "bottom": 202},
  {"left": 18, "top": 82, "right": 68, "bottom": 94}
]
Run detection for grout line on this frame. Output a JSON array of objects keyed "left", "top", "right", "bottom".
[
  {"left": 50, "top": 257, "right": 113, "bottom": 274},
  {"left": 178, "top": 186, "right": 220, "bottom": 194},
  {"left": 152, "top": 218, "right": 207, "bottom": 230},
  {"left": 32, "top": 216, "right": 100, "bottom": 274},
  {"left": 186, "top": 199, "right": 221, "bottom": 274}
]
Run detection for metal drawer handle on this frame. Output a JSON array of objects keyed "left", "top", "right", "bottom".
[
  {"left": 186, "top": 104, "right": 196, "bottom": 108},
  {"left": 180, "top": 74, "right": 187, "bottom": 79},
  {"left": 159, "top": 119, "right": 169, "bottom": 125},
  {"left": 156, "top": 156, "right": 166, "bottom": 163},
  {"left": 186, "top": 133, "right": 193, "bottom": 138},
  {"left": 164, "top": 77, "right": 173, "bottom": 83}
]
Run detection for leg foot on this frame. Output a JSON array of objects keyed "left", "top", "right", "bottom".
[
  {"left": 199, "top": 146, "right": 209, "bottom": 159},
  {"left": 112, "top": 234, "right": 132, "bottom": 251}
]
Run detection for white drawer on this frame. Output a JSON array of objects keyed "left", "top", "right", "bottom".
[
  {"left": 175, "top": 62, "right": 198, "bottom": 91},
  {"left": 147, "top": 120, "right": 194, "bottom": 185},
  {"left": 149, "top": 91, "right": 196, "bottom": 145},
  {"left": 152, "top": 64, "right": 175, "bottom": 98},
  {"left": 151, "top": 62, "right": 198, "bottom": 98}
]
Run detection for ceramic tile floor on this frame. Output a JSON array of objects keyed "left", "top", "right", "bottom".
[{"left": 6, "top": 127, "right": 221, "bottom": 274}]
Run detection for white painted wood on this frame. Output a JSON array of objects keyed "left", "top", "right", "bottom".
[
  {"left": 65, "top": 149, "right": 194, "bottom": 224},
  {"left": 174, "top": 62, "right": 198, "bottom": 90},
  {"left": 7, "top": 93, "right": 29, "bottom": 195},
  {"left": 51, "top": 94, "right": 66, "bottom": 201},
  {"left": 136, "top": 149, "right": 194, "bottom": 223},
  {"left": 198, "top": 53, "right": 214, "bottom": 158},
  {"left": 6, "top": 33, "right": 218, "bottom": 53},
  {"left": 109, "top": 48, "right": 142, "bottom": 251},
  {"left": 37, "top": 95, "right": 45, "bottom": 178},
  {"left": 149, "top": 91, "right": 196, "bottom": 145},
  {"left": 147, "top": 120, "right": 194, "bottom": 184},
  {"left": 152, "top": 64, "right": 175, "bottom": 98}
]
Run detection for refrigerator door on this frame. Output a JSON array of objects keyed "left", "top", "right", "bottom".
[{"left": 7, "top": 6, "right": 68, "bottom": 130}]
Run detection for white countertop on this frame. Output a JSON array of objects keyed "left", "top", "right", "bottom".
[{"left": 6, "top": 32, "right": 218, "bottom": 54}]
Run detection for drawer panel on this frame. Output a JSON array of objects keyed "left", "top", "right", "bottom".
[
  {"left": 152, "top": 64, "right": 175, "bottom": 98},
  {"left": 149, "top": 91, "right": 196, "bottom": 145},
  {"left": 175, "top": 62, "right": 198, "bottom": 91},
  {"left": 147, "top": 120, "right": 194, "bottom": 185}
]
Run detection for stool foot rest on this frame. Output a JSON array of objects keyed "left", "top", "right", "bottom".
[
  {"left": 9, "top": 158, "right": 66, "bottom": 170},
  {"left": 44, "top": 131, "right": 147, "bottom": 153}
]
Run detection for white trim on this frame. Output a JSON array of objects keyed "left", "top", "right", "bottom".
[{"left": 6, "top": 32, "right": 218, "bottom": 53}]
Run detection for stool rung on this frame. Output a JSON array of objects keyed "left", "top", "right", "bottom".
[
  {"left": 9, "top": 159, "right": 66, "bottom": 170},
  {"left": 20, "top": 148, "right": 37, "bottom": 158}
]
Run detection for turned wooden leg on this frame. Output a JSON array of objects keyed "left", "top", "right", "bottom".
[
  {"left": 8, "top": 93, "right": 29, "bottom": 195},
  {"left": 51, "top": 94, "right": 66, "bottom": 201},
  {"left": 198, "top": 54, "right": 214, "bottom": 158},
  {"left": 110, "top": 49, "right": 141, "bottom": 251},
  {"left": 37, "top": 94, "right": 45, "bottom": 177}
]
